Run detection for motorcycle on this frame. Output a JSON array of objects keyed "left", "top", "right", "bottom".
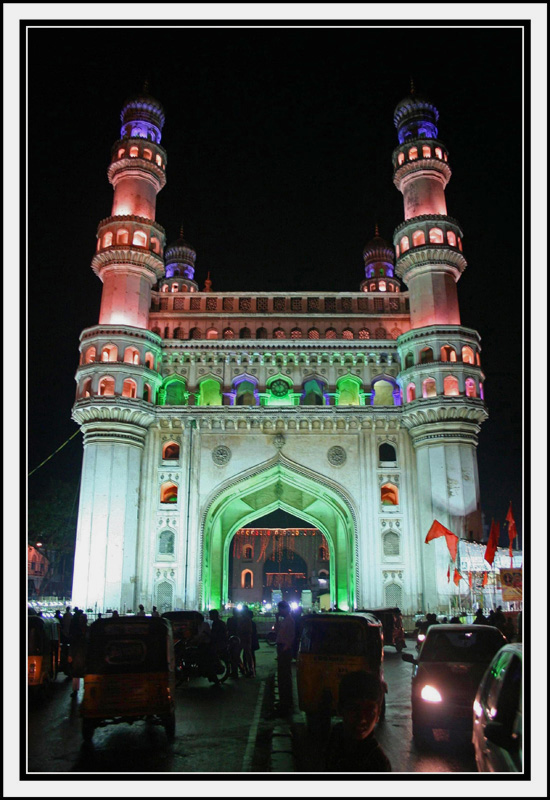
[
  {"left": 174, "top": 639, "right": 232, "bottom": 685},
  {"left": 266, "top": 626, "right": 277, "bottom": 646}
]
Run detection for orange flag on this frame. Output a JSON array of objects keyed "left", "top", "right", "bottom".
[
  {"left": 447, "top": 565, "right": 450, "bottom": 583},
  {"left": 453, "top": 568, "right": 463, "bottom": 586},
  {"left": 482, "top": 571, "right": 488, "bottom": 587},
  {"left": 505, "top": 502, "right": 517, "bottom": 557},
  {"left": 425, "top": 520, "right": 459, "bottom": 561},
  {"left": 484, "top": 519, "right": 499, "bottom": 566}
]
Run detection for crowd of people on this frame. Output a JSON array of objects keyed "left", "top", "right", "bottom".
[{"left": 414, "top": 605, "right": 520, "bottom": 642}]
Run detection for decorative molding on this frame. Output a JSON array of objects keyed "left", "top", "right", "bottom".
[
  {"left": 327, "top": 445, "right": 347, "bottom": 466},
  {"left": 212, "top": 445, "right": 232, "bottom": 465},
  {"left": 273, "top": 433, "right": 286, "bottom": 450}
]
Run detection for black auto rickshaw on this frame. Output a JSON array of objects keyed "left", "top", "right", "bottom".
[
  {"left": 81, "top": 616, "right": 176, "bottom": 742},
  {"left": 161, "top": 610, "right": 202, "bottom": 643},
  {"left": 297, "top": 612, "right": 387, "bottom": 733},
  {"left": 362, "top": 607, "right": 406, "bottom": 652},
  {"left": 28, "top": 613, "right": 61, "bottom": 695}
]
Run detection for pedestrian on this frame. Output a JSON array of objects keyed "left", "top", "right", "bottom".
[
  {"left": 243, "top": 606, "right": 259, "bottom": 676},
  {"left": 449, "top": 616, "right": 461, "bottom": 624},
  {"left": 238, "top": 606, "right": 254, "bottom": 677},
  {"left": 151, "top": 606, "right": 160, "bottom": 617},
  {"left": 274, "top": 600, "right": 295, "bottom": 716},
  {"left": 136, "top": 604, "right": 146, "bottom": 616},
  {"left": 493, "top": 606, "right": 506, "bottom": 632},
  {"left": 487, "top": 609, "right": 496, "bottom": 626},
  {"left": 291, "top": 606, "right": 303, "bottom": 659},
  {"left": 69, "top": 608, "right": 87, "bottom": 697},
  {"left": 324, "top": 671, "right": 392, "bottom": 772},
  {"left": 111, "top": 609, "right": 119, "bottom": 618},
  {"left": 54, "top": 609, "right": 63, "bottom": 623},
  {"left": 473, "top": 608, "right": 488, "bottom": 625},
  {"left": 226, "top": 607, "right": 242, "bottom": 678}
]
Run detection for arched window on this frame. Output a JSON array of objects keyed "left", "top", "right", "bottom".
[
  {"left": 81, "top": 378, "right": 92, "bottom": 398},
  {"left": 241, "top": 570, "right": 253, "bottom": 589},
  {"left": 435, "top": 147, "right": 443, "bottom": 159},
  {"left": 124, "top": 347, "right": 140, "bottom": 364},
  {"left": 336, "top": 376, "right": 361, "bottom": 406},
  {"left": 117, "top": 147, "right": 125, "bottom": 159},
  {"left": 99, "top": 376, "right": 115, "bottom": 396},
  {"left": 412, "top": 230, "right": 426, "bottom": 247},
  {"left": 444, "top": 376, "right": 460, "bottom": 396},
  {"left": 189, "top": 327, "right": 203, "bottom": 340},
  {"left": 239, "top": 326, "right": 252, "bottom": 339},
  {"left": 422, "top": 378, "right": 437, "bottom": 398},
  {"left": 383, "top": 532, "right": 400, "bottom": 556},
  {"left": 172, "top": 283, "right": 179, "bottom": 293},
  {"left": 476, "top": 352, "right": 481, "bottom": 366},
  {"left": 458, "top": 237, "right": 463, "bottom": 252},
  {"left": 158, "top": 530, "right": 175, "bottom": 555},
  {"left": 398, "top": 152, "right": 405, "bottom": 165},
  {"left": 420, "top": 347, "right": 434, "bottom": 364},
  {"left": 342, "top": 328, "right": 354, "bottom": 339},
  {"left": 116, "top": 228, "right": 129, "bottom": 244},
  {"left": 235, "top": 380, "right": 257, "bottom": 406},
  {"left": 223, "top": 328, "right": 235, "bottom": 339},
  {"left": 373, "top": 379, "right": 396, "bottom": 406},
  {"left": 198, "top": 378, "right": 222, "bottom": 406},
  {"left": 447, "top": 231, "right": 457, "bottom": 247},
  {"left": 143, "top": 148, "right": 152, "bottom": 160},
  {"left": 408, "top": 146, "right": 418, "bottom": 160},
  {"left": 163, "top": 441, "right": 180, "bottom": 460},
  {"left": 151, "top": 236, "right": 160, "bottom": 253},
  {"left": 406, "top": 383, "right": 416, "bottom": 402},
  {"left": 395, "top": 245, "right": 400, "bottom": 258},
  {"left": 84, "top": 346, "right": 96, "bottom": 364},
  {"left": 429, "top": 227, "right": 444, "bottom": 244},
  {"left": 122, "top": 378, "right": 137, "bottom": 398},
  {"left": 163, "top": 379, "right": 187, "bottom": 405},
  {"left": 101, "top": 344, "right": 118, "bottom": 362},
  {"left": 103, "top": 231, "right": 113, "bottom": 248},
  {"left": 465, "top": 378, "right": 477, "bottom": 398},
  {"left": 291, "top": 328, "right": 303, "bottom": 339},
  {"left": 161, "top": 284, "right": 169, "bottom": 292},
  {"left": 381, "top": 483, "right": 399, "bottom": 505},
  {"left": 243, "top": 545, "right": 253, "bottom": 560},
  {"left": 358, "top": 328, "right": 370, "bottom": 339},
  {"left": 440, "top": 345, "right": 457, "bottom": 362},
  {"left": 160, "top": 482, "right": 178, "bottom": 504},
  {"left": 369, "top": 282, "right": 376, "bottom": 291},
  {"left": 156, "top": 581, "right": 173, "bottom": 613},
  {"left": 206, "top": 328, "right": 219, "bottom": 340},
  {"left": 400, "top": 235, "right": 410, "bottom": 252},
  {"left": 405, "top": 352, "right": 414, "bottom": 368},
  {"left": 318, "top": 544, "right": 329, "bottom": 561},
  {"left": 133, "top": 230, "right": 147, "bottom": 247},
  {"left": 462, "top": 346, "right": 475, "bottom": 364},
  {"left": 374, "top": 327, "right": 387, "bottom": 340},
  {"left": 479, "top": 382, "right": 484, "bottom": 400},
  {"left": 155, "top": 154, "right": 162, "bottom": 167},
  {"left": 273, "top": 328, "right": 285, "bottom": 339},
  {"left": 308, "top": 328, "right": 320, "bottom": 339},
  {"left": 303, "top": 379, "right": 325, "bottom": 406},
  {"left": 145, "top": 352, "right": 155, "bottom": 369},
  {"left": 129, "top": 146, "right": 139, "bottom": 158},
  {"left": 422, "top": 145, "right": 431, "bottom": 158},
  {"left": 379, "top": 442, "right": 397, "bottom": 463},
  {"left": 256, "top": 327, "right": 268, "bottom": 339},
  {"left": 378, "top": 281, "right": 387, "bottom": 293},
  {"left": 385, "top": 583, "right": 402, "bottom": 607},
  {"left": 143, "top": 383, "right": 152, "bottom": 403}
]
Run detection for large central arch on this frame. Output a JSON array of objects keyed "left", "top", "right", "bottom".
[{"left": 200, "top": 457, "right": 358, "bottom": 611}]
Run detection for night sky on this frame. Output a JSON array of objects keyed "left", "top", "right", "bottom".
[{"left": 27, "top": 23, "right": 524, "bottom": 541}]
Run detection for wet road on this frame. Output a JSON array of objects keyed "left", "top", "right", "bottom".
[{"left": 292, "top": 646, "right": 478, "bottom": 773}]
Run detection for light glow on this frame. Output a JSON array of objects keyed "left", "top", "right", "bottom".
[
  {"left": 473, "top": 699, "right": 483, "bottom": 718},
  {"left": 420, "top": 685, "right": 442, "bottom": 703}
]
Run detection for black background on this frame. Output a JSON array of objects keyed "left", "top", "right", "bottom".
[{"left": 26, "top": 23, "right": 524, "bottom": 541}]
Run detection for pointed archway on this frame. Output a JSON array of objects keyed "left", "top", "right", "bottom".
[{"left": 200, "top": 456, "right": 357, "bottom": 611}]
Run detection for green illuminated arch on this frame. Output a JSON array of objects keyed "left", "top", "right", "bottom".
[
  {"left": 335, "top": 373, "right": 364, "bottom": 406},
  {"left": 159, "top": 376, "right": 188, "bottom": 406},
  {"left": 200, "top": 458, "right": 357, "bottom": 611},
  {"left": 197, "top": 377, "right": 223, "bottom": 406}
]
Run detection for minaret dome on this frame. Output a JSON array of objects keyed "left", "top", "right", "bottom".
[
  {"left": 161, "top": 227, "right": 199, "bottom": 292},
  {"left": 360, "top": 226, "right": 400, "bottom": 293},
  {"left": 120, "top": 85, "right": 165, "bottom": 144},
  {"left": 393, "top": 90, "right": 439, "bottom": 144}
]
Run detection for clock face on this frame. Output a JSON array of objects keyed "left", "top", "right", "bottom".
[{"left": 270, "top": 379, "right": 289, "bottom": 397}]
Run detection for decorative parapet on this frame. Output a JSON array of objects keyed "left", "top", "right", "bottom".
[
  {"left": 91, "top": 247, "right": 165, "bottom": 281},
  {"left": 400, "top": 396, "right": 488, "bottom": 429},
  {"left": 72, "top": 397, "right": 157, "bottom": 429},
  {"left": 395, "top": 247, "right": 467, "bottom": 280}
]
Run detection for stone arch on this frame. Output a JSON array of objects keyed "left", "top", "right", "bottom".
[{"left": 200, "top": 457, "right": 358, "bottom": 612}]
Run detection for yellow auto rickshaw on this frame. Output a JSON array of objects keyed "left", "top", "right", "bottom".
[
  {"left": 81, "top": 616, "right": 176, "bottom": 742},
  {"left": 297, "top": 612, "right": 387, "bottom": 733},
  {"left": 28, "top": 613, "right": 61, "bottom": 695}
]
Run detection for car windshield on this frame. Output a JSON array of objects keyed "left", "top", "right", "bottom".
[{"left": 420, "top": 629, "right": 505, "bottom": 664}]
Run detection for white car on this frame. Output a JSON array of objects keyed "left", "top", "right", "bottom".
[{"left": 473, "top": 643, "right": 522, "bottom": 772}]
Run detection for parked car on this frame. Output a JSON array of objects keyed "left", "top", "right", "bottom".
[
  {"left": 473, "top": 644, "right": 522, "bottom": 772},
  {"left": 362, "top": 607, "right": 407, "bottom": 652},
  {"left": 402, "top": 624, "right": 506, "bottom": 746}
]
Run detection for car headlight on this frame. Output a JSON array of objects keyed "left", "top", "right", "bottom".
[
  {"left": 420, "top": 684, "right": 442, "bottom": 703},
  {"left": 417, "top": 633, "right": 426, "bottom": 642},
  {"left": 473, "top": 699, "right": 483, "bottom": 718}
]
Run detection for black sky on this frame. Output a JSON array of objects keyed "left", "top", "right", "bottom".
[{"left": 27, "top": 23, "right": 524, "bottom": 540}]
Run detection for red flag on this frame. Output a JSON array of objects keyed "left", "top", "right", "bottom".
[
  {"left": 482, "top": 571, "right": 488, "bottom": 587},
  {"left": 425, "top": 520, "right": 459, "bottom": 561},
  {"left": 484, "top": 519, "right": 499, "bottom": 566},
  {"left": 453, "top": 568, "right": 463, "bottom": 586},
  {"left": 468, "top": 572, "right": 472, "bottom": 588},
  {"left": 447, "top": 565, "right": 450, "bottom": 583},
  {"left": 505, "top": 502, "right": 517, "bottom": 557}
]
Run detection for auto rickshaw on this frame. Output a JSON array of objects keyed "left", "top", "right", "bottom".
[
  {"left": 80, "top": 616, "right": 176, "bottom": 742},
  {"left": 28, "top": 613, "right": 61, "bottom": 695},
  {"left": 296, "top": 612, "right": 387, "bottom": 733},
  {"left": 161, "top": 610, "right": 202, "bottom": 643},
  {"left": 362, "top": 607, "right": 406, "bottom": 652}
]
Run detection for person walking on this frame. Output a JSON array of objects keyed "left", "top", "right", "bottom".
[
  {"left": 69, "top": 608, "right": 87, "bottom": 697},
  {"left": 274, "top": 600, "right": 295, "bottom": 716},
  {"left": 226, "top": 607, "right": 242, "bottom": 678},
  {"left": 238, "top": 606, "right": 254, "bottom": 677}
]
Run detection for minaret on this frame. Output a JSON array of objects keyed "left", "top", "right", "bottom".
[
  {"left": 392, "top": 89, "right": 488, "bottom": 610},
  {"left": 70, "top": 87, "right": 167, "bottom": 613},
  {"left": 360, "top": 224, "right": 401, "bottom": 293},
  {"left": 159, "top": 226, "right": 199, "bottom": 292}
]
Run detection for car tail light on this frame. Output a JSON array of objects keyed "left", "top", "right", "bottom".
[{"left": 420, "top": 684, "right": 442, "bottom": 703}]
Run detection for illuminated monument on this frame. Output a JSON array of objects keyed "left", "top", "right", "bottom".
[{"left": 71, "top": 87, "right": 487, "bottom": 614}]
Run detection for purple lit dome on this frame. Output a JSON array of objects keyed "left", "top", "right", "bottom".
[
  {"left": 120, "top": 85, "right": 165, "bottom": 142},
  {"left": 393, "top": 90, "right": 439, "bottom": 144},
  {"left": 164, "top": 229, "right": 197, "bottom": 279}
]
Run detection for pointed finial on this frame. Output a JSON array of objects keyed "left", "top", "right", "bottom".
[
  {"left": 179, "top": 223, "right": 185, "bottom": 239},
  {"left": 204, "top": 271, "right": 212, "bottom": 293},
  {"left": 410, "top": 76, "right": 415, "bottom": 95},
  {"left": 375, "top": 222, "right": 380, "bottom": 237},
  {"left": 143, "top": 78, "right": 150, "bottom": 94}
]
